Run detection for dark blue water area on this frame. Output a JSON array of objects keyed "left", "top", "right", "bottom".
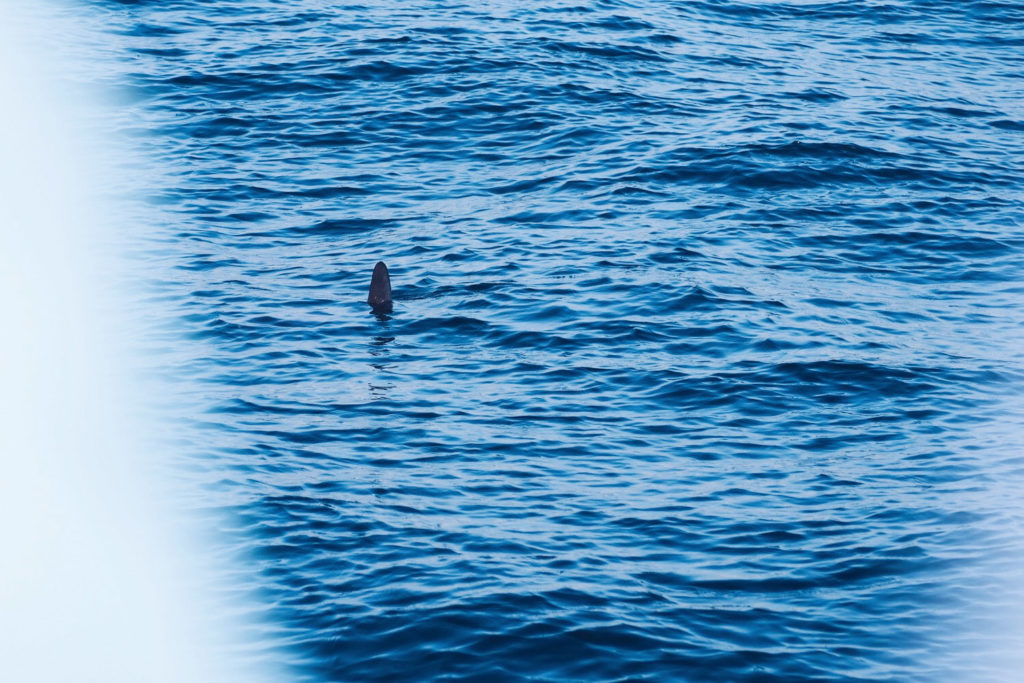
[{"left": 71, "top": 0, "right": 1024, "bottom": 680}]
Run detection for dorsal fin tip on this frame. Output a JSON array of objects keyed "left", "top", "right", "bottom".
[{"left": 367, "top": 261, "right": 392, "bottom": 312}]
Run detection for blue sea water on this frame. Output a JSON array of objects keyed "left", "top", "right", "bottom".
[{"left": 64, "top": 0, "right": 1024, "bottom": 680}]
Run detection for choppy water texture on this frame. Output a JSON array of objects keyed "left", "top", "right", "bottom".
[{"left": 73, "top": 0, "right": 1024, "bottom": 680}]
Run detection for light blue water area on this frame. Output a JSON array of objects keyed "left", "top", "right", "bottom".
[{"left": 77, "top": 0, "right": 1024, "bottom": 680}]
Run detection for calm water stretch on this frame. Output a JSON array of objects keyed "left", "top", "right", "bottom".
[{"left": 64, "top": 0, "right": 1024, "bottom": 680}]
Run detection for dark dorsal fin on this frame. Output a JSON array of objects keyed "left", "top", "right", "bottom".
[{"left": 367, "top": 261, "right": 392, "bottom": 312}]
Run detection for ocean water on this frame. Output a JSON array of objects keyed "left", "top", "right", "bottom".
[{"left": 64, "top": 0, "right": 1024, "bottom": 680}]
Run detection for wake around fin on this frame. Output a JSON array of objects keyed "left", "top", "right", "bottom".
[{"left": 367, "top": 261, "right": 392, "bottom": 312}]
